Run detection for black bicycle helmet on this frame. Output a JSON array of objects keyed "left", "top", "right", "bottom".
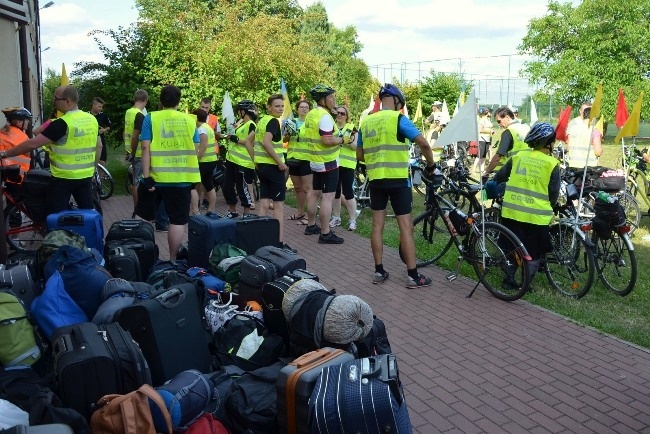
[
  {"left": 309, "top": 84, "right": 336, "bottom": 102},
  {"left": 525, "top": 122, "right": 556, "bottom": 149},
  {"left": 378, "top": 84, "right": 406, "bottom": 107},
  {"left": 235, "top": 99, "right": 257, "bottom": 119},
  {"left": 2, "top": 107, "right": 32, "bottom": 121}
]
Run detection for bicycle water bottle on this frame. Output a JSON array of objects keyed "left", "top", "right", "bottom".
[{"left": 596, "top": 191, "right": 609, "bottom": 203}]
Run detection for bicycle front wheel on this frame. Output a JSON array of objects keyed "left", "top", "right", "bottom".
[
  {"left": 468, "top": 221, "right": 530, "bottom": 302},
  {"left": 412, "top": 208, "right": 454, "bottom": 267},
  {"left": 97, "top": 164, "right": 114, "bottom": 200},
  {"left": 616, "top": 191, "right": 640, "bottom": 235},
  {"left": 592, "top": 231, "right": 637, "bottom": 296},
  {"left": 545, "top": 222, "right": 595, "bottom": 298},
  {"left": 4, "top": 204, "right": 45, "bottom": 252}
]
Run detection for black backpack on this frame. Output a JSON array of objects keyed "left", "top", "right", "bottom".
[{"left": 355, "top": 315, "right": 393, "bottom": 358}]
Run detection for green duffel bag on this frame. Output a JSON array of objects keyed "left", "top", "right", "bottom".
[{"left": 208, "top": 244, "right": 247, "bottom": 285}]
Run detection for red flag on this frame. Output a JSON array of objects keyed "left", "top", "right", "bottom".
[
  {"left": 371, "top": 93, "right": 381, "bottom": 113},
  {"left": 615, "top": 88, "right": 629, "bottom": 128},
  {"left": 555, "top": 105, "right": 572, "bottom": 142}
]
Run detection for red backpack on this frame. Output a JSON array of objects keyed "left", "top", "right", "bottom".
[{"left": 184, "top": 413, "right": 229, "bottom": 433}]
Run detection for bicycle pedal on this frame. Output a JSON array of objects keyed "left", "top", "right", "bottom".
[{"left": 446, "top": 273, "right": 457, "bottom": 281}]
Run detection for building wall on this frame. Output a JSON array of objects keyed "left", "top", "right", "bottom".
[{"left": 0, "top": 21, "right": 24, "bottom": 114}]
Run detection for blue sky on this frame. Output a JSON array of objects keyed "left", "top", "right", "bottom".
[{"left": 39, "top": 0, "right": 550, "bottom": 105}]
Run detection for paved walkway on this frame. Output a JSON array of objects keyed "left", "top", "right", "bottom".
[{"left": 102, "top": 195, "right": 650, "bottom": 434}]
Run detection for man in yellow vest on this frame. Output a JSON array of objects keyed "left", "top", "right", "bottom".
[
  {"left": 483, "top": 106, "right": 530, "bottom": 177},
  {"left": 140, "top": 85, "right": 200, "bottom": 259},
  {"left": 2, "top": 86, "right": 102, "bottom": 215},
  {"left": 191, "top": 108, "right": 218, "bottom": 214},
  {"left": 124, "top": 89, "right": 149, "bottom": 214},
  {"left": 302, "top": 84, "right": 349, "bottom": 244},
  {"left": 358, "top": 84, "right": 435, "bottom": 288},
  {"left": 493, "top": 122, "right": 561, "bottom": 288}
]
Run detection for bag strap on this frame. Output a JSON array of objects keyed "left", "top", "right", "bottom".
[{"left": 138, "top": 384, "right": 172, "bottom": 434}]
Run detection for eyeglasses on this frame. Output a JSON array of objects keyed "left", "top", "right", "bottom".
[
  {"left": 53, "top": 96, "right": 67, "bottom": 101},
  {"left": 336, "top": 112, "right": 346, "bottom": 116},
  {"left": 298, "top": 105, "right": 310, "bottom": 110}
]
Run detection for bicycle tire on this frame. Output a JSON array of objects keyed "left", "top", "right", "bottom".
[
  {"left": 97, "top": 164, "right": 114, "bottom": 200},
  {"left": 592, "top": 231, "right": 637, "bottom": 296},
  {"left": 467, "top": 221, "right": 530, "bottom": 302},
  {"left": 616, "top": 190, "right": 640, "bottom": 235},
  {"left": 545, "top": 222, "right": 595, "bottom": 298},
  {"left": 4, "top": 204, "right": 45, "bottom": 252},
  {"left": 126, "top": 164, "right": 134, "bottom": 195},
  {"left": 412, "top": 208, "right": 454, "bottom": 267}
]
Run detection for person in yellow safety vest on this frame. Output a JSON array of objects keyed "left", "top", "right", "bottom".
[
  {"left": 493, "top": 122, "right": 561, "bottom": 289},
  {"left": 566, "top": 106, "right": 602, "bottom": 168},
  {"left": 2, "top": 86, "right": 102, "bottom": 215},
  {"left": 140, "top": 85, "right": 200, "bottom": 260},
  {"left": 483, "top": 106, "right": 530, "bottom": 177},
  {"left": 358, "top": 83, "right": 436, "bottom": 288},
  {"left": 329, "top": 105, "right": 359, "bottom": 231},
  {"left": 302, "top": 84, "right": 349, "bottom": 245},
  {"left": 285, "top": 99, "right": 312, "bottom": 223},
  {"left": 223, "top": 99, "right": 257, "bottom": 218},
  {"left": 254, "top": 93, "right": 292, "bottom": 249},
  {"left": 191, "top": 108, "right": 219, "bottom": 214},
  {"left": 124, "top": 89, "right": 149, "bottom": 216}
]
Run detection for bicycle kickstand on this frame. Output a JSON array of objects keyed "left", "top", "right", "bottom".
[
  {"left": 466, "top": 280, "right": 481, "bottom": 298},
  {"left": 446, "top": 256, "right": 462, "bottom": 282}
]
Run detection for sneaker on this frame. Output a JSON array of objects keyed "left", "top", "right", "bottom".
[
  {"left": 329, "top": 216, "right": 342, "bottom": 228},
  {"left": 224, "top": 211, "right": 239, "bottom": 219},
  {"left": 406, "top": 273, "right": 432, "bottom": 288},
  {"left": 304, "top": 224, "right": 321, "bottom": 235},
  {"left": 348, "top": 220, "right": 357, "bottom": 231},
  {"left": 155, "top": 224, "right": 169, "bottom": 233},
  {"left": 318, "top": 231, "right": 344, "bottom": 244},
  {"left": 373, "top": 271, "right": 389, "bottom": 284}
]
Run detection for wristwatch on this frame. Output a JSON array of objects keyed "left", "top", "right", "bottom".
[{"left": 0, "top": 151, "right": 6, "bottom": 159}]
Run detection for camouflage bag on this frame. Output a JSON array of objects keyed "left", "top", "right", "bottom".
[{"left": 37, "top": 230, "right": 87, "bottom": 277}]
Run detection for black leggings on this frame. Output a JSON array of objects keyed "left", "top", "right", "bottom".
[
  {"left": 334, "top": 166, "right": 355, "bottom": 200},
  {"left": 222, "top": 160, "right": 255, "bottom": 207}
]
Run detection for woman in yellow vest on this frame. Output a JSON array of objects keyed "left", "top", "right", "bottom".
[
  {"left": 191, "top": 108, "right": 218, "bottom": 214},
  {"left": 493, "top": 122, "right": 561, "bottom": 288},
  {"left": 253, "top": 93, "right": 290, "bottom": 248},
  {"left": 329, "top": 105, "right": 359, "bottom": 231},
  {"left": 285, "top": 99, "right": 312, "bottom": 223}
]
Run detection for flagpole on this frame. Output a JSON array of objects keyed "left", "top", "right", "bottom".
[{"left": 575, "top": 117, "right": 598, "bottom": 224}]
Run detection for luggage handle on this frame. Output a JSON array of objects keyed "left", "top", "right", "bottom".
[
  {"left": 290, "top": 348, "right": 345, "bottom": 368},
  {"left": 156, "top": 288, "right": 185, "bottom": 307},
  {"left": 359, "top": 355, "right": 404, "bottom": 405},
  {"left": 52, "top": 333, "right": 73, "bottom": 359},
  {"left": 58, "top": 215, "right": 83, "bottom": 226},
  {"left": 117, "top": 220, "right": 142, "bottom": 229}
]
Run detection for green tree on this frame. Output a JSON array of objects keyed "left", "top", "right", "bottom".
[
  {"left": 419, "top": 71, "right": 471, "bottom": 114},
  {"left": 519, "top": 0, "right": 650, "bottom": 120}
]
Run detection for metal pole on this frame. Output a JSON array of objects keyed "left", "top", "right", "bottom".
[{"left": 506, "top": 55, "right": 511, "bottom": 107}]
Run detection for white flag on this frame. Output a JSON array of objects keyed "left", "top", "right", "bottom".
[
  {"left": 530, "top": 98, "right": 538, "bottom": 125},
  {"left": 221, "top": 91, "right": 236, "bottom": 135},
  {"left": 435, "top": 91, "right": 479, "bottom": 147},
  {"left": 440, "top": 99, "right": 451, "bottom": 125}
]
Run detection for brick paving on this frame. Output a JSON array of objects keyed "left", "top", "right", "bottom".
[{"left": 101, "top": 194, "right": 650, "bottom": 434}]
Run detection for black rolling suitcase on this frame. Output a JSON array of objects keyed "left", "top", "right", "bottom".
[
  {"left": 105, "top": 246, "right": 141, "bottom": 282},
  {"left": 51, "top": 322, "right": 152, "bottom": 421},
  {"left": 105, "top": 219, "right": 155, "bottom": 242},
  {"left": 255, "top": 246, "right": 306, "bottom": 276},
  {"left": 116, "top": 284, "right": 211, "bottom": 386},
  {"left": 188, "top": 213, "right": 236, "bottom": 268},
  {"left": 105, "top": 239, "right": 158, "bottom": 278},
  {"left": 234, "top": 216, "right": 280, "bottom": 254}
]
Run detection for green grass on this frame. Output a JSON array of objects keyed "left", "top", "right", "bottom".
[{"left": 285, "top": 143, "right": 650, "bottom": 349}]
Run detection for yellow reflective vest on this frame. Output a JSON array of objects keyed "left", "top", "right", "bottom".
[
  {"left": 495, "top": 124, "right": 529, "bottom": 170},
  {"left": 287, "top": 120, "right": 310, "bottom": 162},
  {"left": 149, "top": 110, "right": 200, "bottom": 183},
  {"left": 254, "top": 115, "right": 283, "bottom": 165},
  {"left": 198, "top": 122, "right": 217, "bottom": 163},
  {"left": 227, "top": 120, "right": 255, "bottom": 169},
  {"left": 50, "top": 110, "right": 98, "bottom": 179},
  {"left": 124, "top": 107, "right": 143, "bottom": 156},
  {"left": 501, "top": 149, "right": 558, "bottom": 225},
  {"left": 338, "top": 122, "right": 356, "bottom": 169},
  {"left": 302, "top": 107, "right": 339, "bottom": 164},
  {"left": 359, "top": 110, "right": 408, "bottom": 181},
  {"left": 567, "top": 121, "right": 598, "bottom": 167}
]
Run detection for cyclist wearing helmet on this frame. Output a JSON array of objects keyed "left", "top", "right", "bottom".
[
  {"left": 1, "top": 107, "right": 32, "bottom": 178},
  {"left": 222, "top": 99, "right": 257, "bottom": 217},
  {"left": 302, "top": 84, "right": 347, "bottom": 244},
  {"left": 493, "top": 121, "right": 561, "bottom": 287},
  {"left": 358, "top": 83, "right": 436, "bottom": 288},
  {"left": 483, "top": 106, "right": 530, "bottom": 176},
  {"left": 2, "top": 86, "right": 102, "bottom": 215}
]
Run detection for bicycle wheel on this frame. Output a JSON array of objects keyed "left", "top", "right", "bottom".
[
  {"left": 545, "top": 222, "right": 595, "bottom": 298},
  {"left": 4, "top": 204, "right": 45, "bottom": 252},
  {"left": 353, "top": 171, "right": 370, "bottom": 209},
  {"left": 412, "top": 208, "right": 454, "bottom": 266},
  {"left": 467, "top": 221, "right": 530, "bottom": 301},
  {"left": 97, "top": 164, "right": 114, "bottom": 200},
  {"left": 126, "top": 164, "right": 134, "bottom": 194},
  {"left": 592, "top": 231, "right": 637, "bottom": 296},
  {"left": 616, "top": 191, "right": 640, "bottom": 235}
]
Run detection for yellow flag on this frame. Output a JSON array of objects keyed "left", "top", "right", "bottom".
[
  {"left": 413, "top": 99, "right": 423, "bottom": 123},
  {"left": 56, "top": 63, "right": 69, "bottom": 118},
  {"left": 590, "top": 83, "right": 602, "bottom": 120},
  {"left": 615, "top": 92, "right": 644, "bottom": 143},
  {"left": 596, "top": 117, "right": 603, "bottom": 134}
]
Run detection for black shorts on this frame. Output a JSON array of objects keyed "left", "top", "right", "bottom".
[
  {"left": 369, "top": 184, "right": 412, "bottom": 215},
  {"left": 312, "top": 168, "right": 339, "bottom": 194},
  {"left": 257, "top": 163, "right": 286, "bottom": 201},
  {"left": 199, "top": 161, "right": 217, "bottom": 192},
  {"left": 288, "top": 160, "right": 312, "bottom": 177},
  {"left": 156, "top": 185, "right": 191, "bottom": 225},
  {"left": 478, "top": 141, "right": 490, "bottom": 158},
  {"left": 335, "top": 167, "right": 355, "bottom": 200},
  {"left": 99, "top": 137, "right": 107, "bottom": 162}
]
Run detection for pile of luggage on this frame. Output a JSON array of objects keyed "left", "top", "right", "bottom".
[{"left": 0, "top": 210, "right": 414, "bottom": 433}]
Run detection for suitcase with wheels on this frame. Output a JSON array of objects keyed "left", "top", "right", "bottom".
[
  {"left": 234, "top": 216, "right": 280, "bottom": 254},
  {"left": 254, "top": 246, "right": 306, "bottom": 276},
  {"left": 105, "top": 239, "right": 158, "bottom": 278},
  {"left": 188, "top": 213, "right": 236, "bottom": 269},
  {"left": 277, "top": 348, "right": 354, "bottom": 434},
  {"left": 105, "top": 246, "right": 141, "bottom": 282},
  {"left": 261, "top": 275, "right": 297, "bottom": 348},
  {"left": 51, "top": 322, "right": 151, "bottom": 421},
  {"left": 116, "top": 285, "right": 211, "bottom": 386},
  {"left": 105, "top": 219, "right": 155, "bottom": 243},
  {"left": 46, "top": 209, "right": 104, "bottom": 252}
]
